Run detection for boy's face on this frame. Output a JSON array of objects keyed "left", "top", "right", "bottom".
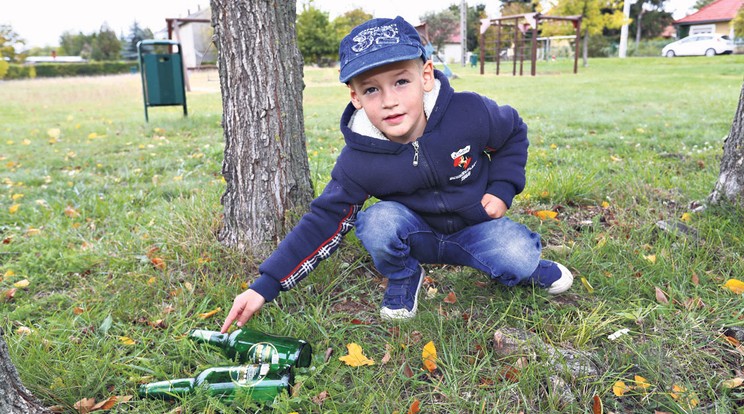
[{"left": 348, "top": 58, "right": 435, "bottom": 144}]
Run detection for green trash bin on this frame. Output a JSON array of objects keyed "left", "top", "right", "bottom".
[{"left": 137, "top": 39, "right": 188, "bottom": 122}]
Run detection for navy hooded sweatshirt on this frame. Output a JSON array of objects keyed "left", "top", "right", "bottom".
[{"left": 250, "top": 71, "right": 528, "bottom": 302}]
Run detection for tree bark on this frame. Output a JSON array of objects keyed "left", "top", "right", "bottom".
[
  {"left": 211, "top": 0, "right": 313, "bottom": 258},
  {"left": 709, "top": 81, "right": 744, "bottom": 206},
  {"left": 0, "top": 328, "right": 51, "bottom": 414}
]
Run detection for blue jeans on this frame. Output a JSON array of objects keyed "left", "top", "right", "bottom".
[{"left": 355, "top": 201, "right": 542, "bottom": 286}]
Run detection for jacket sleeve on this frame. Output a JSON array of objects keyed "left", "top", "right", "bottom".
[
  {"left": 482, "top": 96, "right": 529, "bottom": 208},
  {"left": 250, "top": 165, "right": 368, "bottom": 302}
]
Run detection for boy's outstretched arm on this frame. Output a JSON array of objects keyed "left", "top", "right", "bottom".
[{"left": 220, "top": 289, "right": 266, "bottom": 333}]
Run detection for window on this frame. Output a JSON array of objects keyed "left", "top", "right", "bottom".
[{"left": 690, "top": 24, "right": 714, "bottom": 35}]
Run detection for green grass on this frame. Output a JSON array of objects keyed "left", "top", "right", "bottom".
[{"left": 1, "top": 56, "right": 743, "bottom": 413}]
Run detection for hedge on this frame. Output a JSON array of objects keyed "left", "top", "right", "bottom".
[{"left": 1, "top": 61, "right": 137, "bottom": 80}]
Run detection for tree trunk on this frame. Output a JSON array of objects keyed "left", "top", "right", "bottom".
[
  {"left": 582, "top": 29, "right": 589, "bottom": 67},
  {"left": 635, "top": 9, "right": 645, "bottom": 45},
  {"left": 211, "top": 0, "right": 314, "bottom": 258},
  {"left": 0, "top": 328, "right": 51, "bottom": 414},
  {"left": 709, "top": 82, "right": 744, "bottom": 206}
]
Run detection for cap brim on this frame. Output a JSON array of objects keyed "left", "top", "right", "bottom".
[{"left": 339, "top": 45, "right": 423, "bottom": 83}]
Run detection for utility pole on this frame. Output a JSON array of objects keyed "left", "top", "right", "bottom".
[{"left": 461, "top": 0, "right": 468, "bottom": 66}]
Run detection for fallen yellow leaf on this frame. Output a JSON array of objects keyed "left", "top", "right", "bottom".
[
  {"left": 644, "top": 254, "right": 657, "bottom": 264},
  {"left": 9, "top": 204, "right": 20, "bottom": 214},
  {"left": 613, "top": 380, "right": 630, "bottom": 396},
  {"left": 634, "top": 375, "right": 651, "bottom": 390},
  {"left": 198, "top": 307, "right": 222, "bottom": 319},
  {"left": 339, "top": 342, "right": 375, "bottom": 367},
  {"left": 723, "top": 279, "right": 744, "bottom": 294},
  {"left": 722, "top": 377, "right": 744, "bottom": 389},
  {"left": 581, "top": 277, "right": 594, "bottom": 293},
  {"left": 422, "top": 341, "right": 437, "bottom": 372},
  {"left": 13, "top": 279, "right": 30, "bottom": 288},
  {"left": 534, "top": 210, "right": 558, "bottom": 220},
  {"left": 119, "top": 336, "right": 136, "bottom": 345}
]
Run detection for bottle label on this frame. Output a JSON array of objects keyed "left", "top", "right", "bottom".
[
  {"left": 190, "top": 330, "right": 212, "bottom": 341},
  {"left": 235, "top": 363, "right": 270, "bottom": 387},
  {"left": 247, "top": 342, "right": 280, "bottom": 365}
]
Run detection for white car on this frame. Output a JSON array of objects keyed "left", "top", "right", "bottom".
[{"left": 662, "top": 34, "right": 734, "bottom": 57}]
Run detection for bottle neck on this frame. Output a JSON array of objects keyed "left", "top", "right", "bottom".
[{"left": 189, "top": 329, "right": 227, "bottom": 346}]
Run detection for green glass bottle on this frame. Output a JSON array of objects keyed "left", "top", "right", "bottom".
[
  {"left": 138, "top": 364, "right": 292, "bottom": 402},
  {"left": 188, "top": 327, "right": 312, "bottom": 369}
]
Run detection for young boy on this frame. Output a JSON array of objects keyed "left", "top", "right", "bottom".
[{"left": 221, "top": 16, "right": 573, "bottom": 331}]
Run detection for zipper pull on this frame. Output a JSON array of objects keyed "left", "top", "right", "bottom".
[{"left": 412, "top": 141, "right": 419, "bottom": 167}]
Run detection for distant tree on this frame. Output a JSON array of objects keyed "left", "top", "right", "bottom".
[
  {"left": 448, "top": 3, "right": 487, "bottom": 51},
  {"left": 296, "top": 2, "right": 336, "bottom": 65},
  {"left": 501, "top": 1, "right": 535, "bottom": 17},
  {"left": 629, "top": 0, "right": 672, "bottom": 42},
  {"left": 332, "top": 8, "right": 373, "bottom": 44},
  {"left": 91, "top": 24, "right": 121, "bottom": 61},
  {"left": 59, "top": 31, "right": 92, "bottom": 56},
  {"left": 734, "top": 6, "right": 744, "bottom": 37},
  {"left": 121, "top": 21, "right": 154, "bottom": 60},
  {"left": 0, "top": 24, "right": 24, "bottom": 63},
  {"left": 544, "top": 0, "right": 626, "bottom": 66},
  {"left": 421, "top": 9, "right": 459, "bottom": 54},
  {"left": 693, "top": 0, "right": 716, "bottom": 10}
]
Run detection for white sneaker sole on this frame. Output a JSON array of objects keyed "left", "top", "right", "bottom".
[
  {"left": 380, "top": 267, "right": 425, "bottom": 321},
  {"left": 546, "top": 263, "right": 574, "bottom": 294}
]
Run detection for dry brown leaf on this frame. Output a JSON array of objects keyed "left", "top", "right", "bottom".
[
  {"left": 381, "top": 344, "right": 392, "bottom": 365},
  {"left": 655, "top": 287, "right": 669, "bottom": 304},
  {"left": 402, "top": 362, "right": 414, "bottom": 378},
  {"left": 92, "top": 396, "right": 118, "bottom": 410},
  {"left": 592, "top": 395, "right": 603, "bottom": 414},
  {"left": 443, "top": 291, "right": 457, "bottom": 304},
  {"left": 312, "top": 390, "right": 330, "bottom": 405},
  {"left": 64, "top": 206, "right": 79, "bottom": 218},
  {"left": 74, "top": 397, "right": 95, "bottom": 414},
  {"left": 408, "top": 399, "right": 421, "bottom": 414},
  {"left": 324, "top": 347, "right": 334, "bottom": 363},
  {"left": 150, "top": 257, "right": 166, "bottom": 270},
  {"left": 4, "top": 288, "right": 17, "bottom": 301},
  {"left": 691, "top": 272, "right": 699, "bottom": 285}
]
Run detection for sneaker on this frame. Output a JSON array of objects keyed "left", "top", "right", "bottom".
[
  {"left": 380, "top": 266, "right": 425, "bottom": 321},
  {"left": 526, "top": 260, "right": 574, "bottom": 294}
]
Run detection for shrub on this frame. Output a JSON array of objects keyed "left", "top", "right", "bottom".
[{"left": 1, "top": 61, "right": 134, "bottom": 79}]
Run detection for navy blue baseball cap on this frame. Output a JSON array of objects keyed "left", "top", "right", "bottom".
[{"left": 338, "top": 16, "right": 428, "bottom": 84}]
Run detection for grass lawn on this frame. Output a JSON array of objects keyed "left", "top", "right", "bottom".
[{"left": 1, "top": 55, "right": 743, "bottom": 413}]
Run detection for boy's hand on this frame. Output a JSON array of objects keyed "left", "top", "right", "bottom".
[
  {"left": 220, "top": 289, "right": 266, "bottom": 333},
  {"left": 481, "top": 193, "right": 507, "bottom": 219}
]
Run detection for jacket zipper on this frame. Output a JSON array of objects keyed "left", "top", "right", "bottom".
[{"left": 412, "top": 141, "right": 420, "bottom": 166}]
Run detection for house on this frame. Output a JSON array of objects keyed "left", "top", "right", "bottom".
[
  {"left": 415, "top": 22, "right": 466, "bottom": 65},
  {"left": 673, "top": 0, "right": 743, "bottom": 39}
]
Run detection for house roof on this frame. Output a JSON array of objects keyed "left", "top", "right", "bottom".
[{"left": 675, "top": 0, "right": 743, "bottom": 24}]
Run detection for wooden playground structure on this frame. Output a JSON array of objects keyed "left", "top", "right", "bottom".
[{"left": 478, "top": 13, "right": 582, "bottom": 76}]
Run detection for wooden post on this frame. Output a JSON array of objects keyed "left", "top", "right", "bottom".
[
  {"left": 530, "top": 18, "right": 539, "bottom": 76},
  {"left": 573, "top": 17, "right": 581, "bottom": 74},
  {"left": 479, "top": 31, "right": 485, "bottom": 75}
]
